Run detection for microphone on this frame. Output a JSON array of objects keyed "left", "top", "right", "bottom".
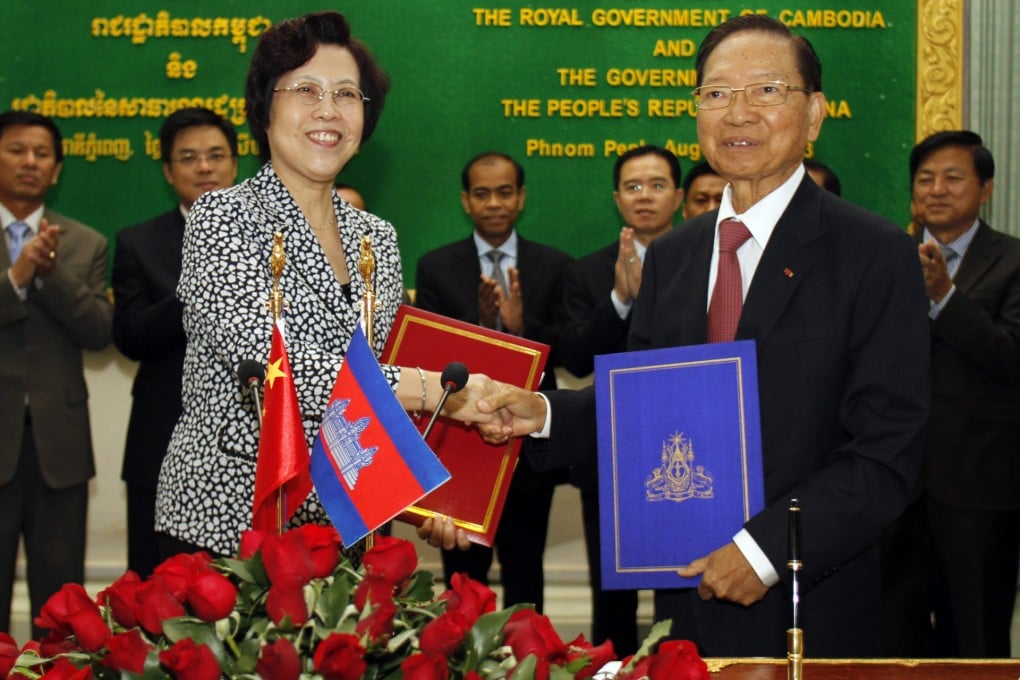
[
  {"left": 422, "top": 362, "right": 469, "bottom": 441},
  {"left": 237, "top": 360, "right": 266, "bottom": 428}
]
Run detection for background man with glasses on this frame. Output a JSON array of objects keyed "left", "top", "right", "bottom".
[
  {"left": 467, "top": 15, "right": 929, "bottom": 657},
  {"left": 883, "top": 130, "right": 1020, "bottom": 658},
  {"left": 0, "top": 110, "right": 113, "bottom": 638},
  {"left": 113, "top": 107, "right": 238, "bottom": 578},
  {"left": 557, "top": 144, "right": 683, "bottom": 656}
]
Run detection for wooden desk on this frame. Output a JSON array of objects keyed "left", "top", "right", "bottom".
[{"left": 706, "top": 658, "right": 1020, "bottom": 679}]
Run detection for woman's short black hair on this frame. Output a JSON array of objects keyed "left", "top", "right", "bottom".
[{"left": 245, "top": 11, "right": 390, "bottom": 164}]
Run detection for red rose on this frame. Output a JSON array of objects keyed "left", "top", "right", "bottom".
[
  {"left": 35, "top": 583, "right": 109, "bottom": 653},
  {"left": 419, "top": 612, "right": 470, "bottom": 657},
  {"left": 353, "top": 575, "right": 394, "bottom": 610},
  {"left": 101, "top": 629, "right": 152, "bottom": 673},
  {"left": 38, "top": 657, "right": 93, "bottom": 679},
  {"left": 400, "top": 652, "right": 450, "bottom": 680},
  {"left": 313, "top": 633, "right": 366, "bottom": 680},
  {"left": 646, "top": 640, "right": 709, "bottom": 680},
  {"left": 356, "top": 597, "right": 397, "bottom": 642},
  {"left": 464, "top": 673, "right": 484, "bottom": 680},
  {"left": 239, "top": 529, "right": 266, "bottom": 559},
  {"left": 564, "top": 636, "right": 615, "bottom": 680},
  {"left": 362, "top": 536, "right": 417, "bottom": 584},
  {"left": 136, "top": 576, "right": 187, "bottom": 635},
  {"left": 187, "top": 570, "right": 238, "bottom": 622},
  {"left": 439, "top": 573, "right": 496, "bottom": 626},
  {"left": 98, "top": 571, "right": 142, "bottom": 629},
  {"left": 256, "top": 638, "right": 301, "bottom": 680},
  {"left": 262, "top": 531, "right": 314, "bottom": 589},
  {"left": 38, "top": 633, "right": 77, "bottom": 659},
  {"left": 503, "top": 608, "right": 566, "bottom": 662},
  {"left": 266, "top": 583, "right": 308, "bottom": 626},
  {"left": 159, "top": 638, "right": 221, "bottom": 680},
  {"left": 0, "top": 632, "right": 18, "bottom": 677},
  {"left": 294, "top": 524, "right": 341, "bottom": 578},
  {"left": 153, "top": 552, "right": 215, "bottom": 599}
]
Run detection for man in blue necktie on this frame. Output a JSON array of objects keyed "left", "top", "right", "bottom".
[
  {"left": 414, "top": 152, "right": 572, "bottom": 614},
  {"left": 884, "top": 130, "right": 1020, "bottom": 658},
  {"left": 0, "top": 110, "right": 112, "bottom": 638}
]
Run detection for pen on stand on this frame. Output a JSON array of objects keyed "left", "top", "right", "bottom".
[{"left": 787, "top": 498, "right": 803, "bottom": 680}]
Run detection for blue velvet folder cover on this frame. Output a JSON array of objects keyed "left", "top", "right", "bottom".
[{"left": 595, "top": 340, "right": 764, "bottom": 590}]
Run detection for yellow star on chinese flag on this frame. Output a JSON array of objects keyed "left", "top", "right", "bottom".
[{"left": 265, "top": 357, "right": 287, "bottom": 389}]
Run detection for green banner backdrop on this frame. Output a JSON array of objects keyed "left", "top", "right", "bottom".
[{"left": 1, "top": 2, "right": 914, "bottom": 284}]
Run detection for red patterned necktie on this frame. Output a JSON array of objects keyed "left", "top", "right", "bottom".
[{"left": 707, "top": 218, "right": 752, "bottom": 343}]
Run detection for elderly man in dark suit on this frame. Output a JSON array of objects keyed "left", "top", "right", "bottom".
[
  {"left": 113, "top": 107, "right": 237, "bottom": 578},
  {"left": 0, "top": 111, "right": 113, "bottom": 636},
  {"left": 415, "top": 152, "right": 571, "bottom": 612},
  {"left": 885, "top": 130, "right": 1020, "bottom": 657},
  {"left": 456, "top": 15, "right": 929, "bottom": 658}
]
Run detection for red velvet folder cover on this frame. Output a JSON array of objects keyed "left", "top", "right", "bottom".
[{"left": 380, "top": 305, "right": 550, "bottom": 546}]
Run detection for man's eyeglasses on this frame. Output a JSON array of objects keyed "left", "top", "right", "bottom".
[
  {"left": 691, "top": 81, "right": 812, "bottom": 110},
  {"left": 621, "top": 181, "right": 673, "bottom": 195},
  {"left": 273, "top": 82, "right": 371, "bottom": 108},
  {"left": 171, "top": 150, "right": 232, "bottom": 166}
]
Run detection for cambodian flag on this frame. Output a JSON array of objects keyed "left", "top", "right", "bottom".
[{"left": 311, "top": 326, "right": 450, "bottom": 546}]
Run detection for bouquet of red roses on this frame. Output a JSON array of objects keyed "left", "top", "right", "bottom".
[{"left": 0, "top": 525, "right": 708, "bottom": 680}]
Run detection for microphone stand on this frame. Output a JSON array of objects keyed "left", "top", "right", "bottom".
[
  {"left": 422, "top": 362, "right": 470, "bottom": 441},
  {"left": 787, "top": 498, "right": 803, "bottom": 680}
]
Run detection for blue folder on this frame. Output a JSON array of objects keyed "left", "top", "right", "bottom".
[{"left": 595, "top": 340, "right": 764, "bottom": 590}]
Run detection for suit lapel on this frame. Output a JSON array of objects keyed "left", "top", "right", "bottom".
[
  {"left": 953, "top": 221, "right": 998, "bottom": 294},
  {"left": 737, "top": 180, "right": 824, "bottom": 343},
  {"left": 673, "top": 220, "right": 714, "bottom": 344}
]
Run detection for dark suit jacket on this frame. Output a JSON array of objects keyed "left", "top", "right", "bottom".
[
  {"left": 558, "top": 241, "right": 631, "bottom": 379},
  {"left": 537, "top": 178, "right": 930, "bottom": 656},
  {"left": 113, "top": 208, "right": 187, "bottom": 487},
  {"left": 415, "top": 233, "right": 571, "bottom": 390},
  {"left": 0, "top": 209, "right": 112, "bottom": 489},
  {"left": 921, "top": 221, "right": 1020, "bottom": 510}
]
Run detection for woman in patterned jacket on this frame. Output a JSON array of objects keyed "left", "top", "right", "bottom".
[{"left": 155, "top": 12, "right": 489, "bottom": 558}]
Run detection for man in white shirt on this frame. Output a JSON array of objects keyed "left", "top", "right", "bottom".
[{"left": 0, "top": 110, "right": 112, "bottom": 637}]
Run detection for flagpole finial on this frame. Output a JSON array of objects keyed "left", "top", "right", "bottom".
[
  {"left": 269, "top": 231, "right": 285, "bottom": 321},
  {"left": 359, "top": 235, "right": 376, "bottom": 346}
]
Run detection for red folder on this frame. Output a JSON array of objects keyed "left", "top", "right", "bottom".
[{"left": 380, "top": 305, "right": 550, "bottom": 546}]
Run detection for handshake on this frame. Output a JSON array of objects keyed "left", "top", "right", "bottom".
[
  {"left": 418, "top": 374, "right": 552, "bottom": 550},
  {"left": 441, "top": 374, "right": 549, "bottom": 444}
]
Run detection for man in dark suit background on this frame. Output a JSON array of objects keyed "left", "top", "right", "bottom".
[
  {"left": 415, "top": 152, "right": 571, "bottom": 612},
  {"left": 466, "top": 15, "right": 929, "bottom": 657},
  {"left": 113, "top": 107, "right": 238, "bottom": 578},
  {"left": 0, "top": 111, "right": 113, "bottom": 636},
  {"left": 883, "top": 130, "right": 1020, "bottom": 657},
  {"left": 558, "top": 145, "right": 683, "bottom": 655}
]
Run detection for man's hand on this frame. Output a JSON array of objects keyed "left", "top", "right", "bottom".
[
  {"left": 613, "top": 227, "right": 642, "bottom": 304},
  {"left": 494, "top": 266, "right": 524, "bottom": 334},
  {"left": 475, "top": 383, "right": 548, "bottom": 442},
  {"left": 677, "top": 541, "right": 770, "bottom": 606},
  {"left": 9, "top": 218, "right": 59, "bottom": 287},
  {"left": 416, "top": 515, "right": 471, "bottom": 551},
  {"left": 31, "top": 219, "right": 59, "bottom": 278},
  {"left": 477, "top": 276, "right": 500, "bottom": 328},
  {"left": 918, "top": 240, "right": 952, "bottom": 303}
]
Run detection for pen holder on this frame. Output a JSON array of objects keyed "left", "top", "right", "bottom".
[{"left": 787, "top": 627, "right": 803, "bottom": 680}]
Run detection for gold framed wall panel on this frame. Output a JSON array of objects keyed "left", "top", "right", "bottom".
[{"left": 917, "top": 0, "right": 965, "bottom": 140}]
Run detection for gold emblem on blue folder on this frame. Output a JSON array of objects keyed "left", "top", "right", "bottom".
[{"left": 645, "top": 432, "right": 714, "bottom": 503}]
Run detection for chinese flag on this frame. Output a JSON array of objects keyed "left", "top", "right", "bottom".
[{"left": 252, "top": 318, "right": 312, "bottom": 534}]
